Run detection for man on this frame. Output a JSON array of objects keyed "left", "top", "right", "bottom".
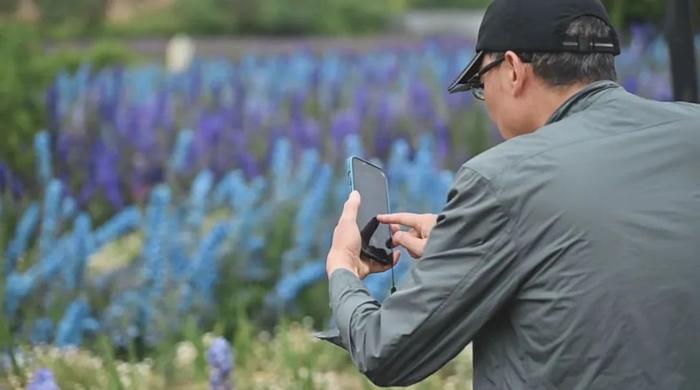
[{"left": 319, "top": 0, "right": 700, "bottom": 388}]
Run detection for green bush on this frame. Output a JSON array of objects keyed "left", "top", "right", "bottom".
[
  {"left": 174, "top": 0, "right": 235, "bottom": 35},
  {"left": 0, "top": 24, "right": 50, "bottom": 183},
  {"left": 35, "top": 0, "right": 108, "bottom": 37},
  {"left": 603, "top": 0, "right": 665, "bottom": 28},
  {"left": 247, "top": 0, "right": 403, "bottom": 35},
  {"left": 0, "top": 0, "right": 19, "bottom": 14},
  {"left": 104, "top": 0, "right": 405, "bottom": 37},
  {"left": 409, "top": 0, "right": 490, "bottom": 9},
  {"left": 0, "top": 24, "right": 136, "bottom": 188}
]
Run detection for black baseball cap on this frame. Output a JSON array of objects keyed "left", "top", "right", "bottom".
[{"left": 448, "top": 0, "right": 620, "bottom": 94}]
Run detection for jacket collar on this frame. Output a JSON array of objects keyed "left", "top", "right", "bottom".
[{"left": 546, "top": 81, "right": 620, "bottom": 125}]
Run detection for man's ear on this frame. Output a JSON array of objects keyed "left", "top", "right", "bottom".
[{"left": 504, "top": 50, "right": 527, "bottom": 97}]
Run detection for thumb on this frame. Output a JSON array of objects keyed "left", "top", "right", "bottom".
[
  {"left": 392, "top": 231, "right": 425, "bottom": 257},
  {"left": 340, "top": 191, "right": 361, "bottom": 222}
]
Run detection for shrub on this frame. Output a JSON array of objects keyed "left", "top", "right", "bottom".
[{"left": 0, "top": 24, "right": 136, "bottom": 193}]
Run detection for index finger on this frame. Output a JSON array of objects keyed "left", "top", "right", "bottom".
[{"left": 376, "top": 212, "right": 422, "bottom": 228}]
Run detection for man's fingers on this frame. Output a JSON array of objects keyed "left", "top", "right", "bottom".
[
  {"left": 369, "top": 251, "right": 401, "bottom": 273},
  {"left": 377, "top": 212, "right": 423, "bottom": 229},
  {"left": 392, "top": 231, "right": 425, "bottom": 257},
  {"left": 390, "top": 224, "right": 401, "bottom": 234},
  {"left": 340, "top": 191, "right": 361, "bottom": 222}
]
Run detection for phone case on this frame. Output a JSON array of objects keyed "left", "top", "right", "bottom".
[{"left": 346, "top": 156, "right": 393, "bottom": 265}]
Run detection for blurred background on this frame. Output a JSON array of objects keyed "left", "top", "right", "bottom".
[{"left": 0, "top": 1, "right": 698, "bottom": 388}]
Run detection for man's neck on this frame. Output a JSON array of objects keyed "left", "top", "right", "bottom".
[{"left": 531, "top": 82, "right": 590, "bottom": 130}]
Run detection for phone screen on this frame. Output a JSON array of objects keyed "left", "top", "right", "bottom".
[{"left": 350, "top": 157, "right": 392, "bottom": 262}]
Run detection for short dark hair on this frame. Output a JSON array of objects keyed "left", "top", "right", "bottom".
[{"left": 494, "top": 16, "right": 618, "bottom": 87}]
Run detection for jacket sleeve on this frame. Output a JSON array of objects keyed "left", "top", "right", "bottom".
[{"left": 326, "top": 166, "right": 523, "bottom": 387}]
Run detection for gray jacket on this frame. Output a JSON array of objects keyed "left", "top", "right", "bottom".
[{"left": 318, "top": 81, "right": 700, "bottom": 389}]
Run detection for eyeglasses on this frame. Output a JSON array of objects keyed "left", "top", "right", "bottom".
[{"left": 466, "top": 56, "right": 505, "bottom": 101}]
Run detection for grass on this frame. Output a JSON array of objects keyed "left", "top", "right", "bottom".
[{"left": 1, "top": 319, "right": 473, "bottom": 389}]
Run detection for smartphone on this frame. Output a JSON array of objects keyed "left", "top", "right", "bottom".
[{"left": 347, "top": 156, "right": 393, "bottom": 265}]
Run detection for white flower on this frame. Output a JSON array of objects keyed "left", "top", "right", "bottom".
[
  {"left": 175, "top": 341, "right": 198, "bottom": 368},
  {"left": 202, "top": 332, "right": 215, "bottom": 348},
  {"left": 166, "top": 34, "right": 195, "bottom": 74}
]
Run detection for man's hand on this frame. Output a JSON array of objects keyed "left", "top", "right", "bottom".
[
  {"left": 326, "top": 191, "right": 400, "bottom": 279},
  {"left": 376, "top": 213, "right": 438, "bottom": 258}
]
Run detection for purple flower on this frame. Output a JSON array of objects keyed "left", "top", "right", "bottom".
[
  {"left": 0, "top": 163, "right": 7, "bottom": 192},
  {"left": 208, "top": 337, "right": 235, "bottom": 390},
  {"left": 330, "top": 110, "right": 361, "bottom": 149},
  {"left": 27, "top": 368, "right": 60, "bottom": 390}
]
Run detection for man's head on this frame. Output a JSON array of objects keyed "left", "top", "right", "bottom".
[{"left": 449, "top": 0, "right": 620, "bottom": 139}]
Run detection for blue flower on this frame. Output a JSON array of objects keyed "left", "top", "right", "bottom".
[
  {"left": 63, "top": 213, "right": 94, "bottom": 290},
  {"left": 37, "top": 237, "right": 71, "bottom": 282},
  {"left": 187, "top": 169, "right": 214, "bottom": 227},
  {"left": 30, "top": 318, "right": 54, "bottom": 345},
  {"left": 188, "top": 222, "right": 231, "bottom": 301},
  {"left": 102, "top": 291, "right": 147, "bottom": 347},
  {"left": 4, "top": 203, "right": 40, "bottom": 275},
  {"left": 170, "top": 129, "right": 194, "bottom": 173},
  {"left": 93, "top": 206, "right": 142, "bottom": 248},
  {"left": 33, "top": 131, "right": 53, "bottom": 185},
  {"left": 270, "top": 260, "right": 326, "bottom": 305},
  {"left": 343, "top": 134, "right": 364, "bottom": 159},
  {"left": 39, "top": 180, "right": 63, "bottom": 258},
  {"left": 56, "top": 298, "right": 94, "bottom": 347},
  {"left": 271, "top": 138, "right": 293, "bottom": 202},
  {"left": 61, "top": 196, "right": 77, "bottom": 220},
  {"left": 291, "top": 149, "right": 320, "bottom": 197},
  {"left": 4, "top": 270, "right": 41, "bottom": 317},
  {"left": 142, "top": 184, "right": 172, "bottom": 294},
  {"left": 292, "top": 164, "right": 332, "bottom": 252}
]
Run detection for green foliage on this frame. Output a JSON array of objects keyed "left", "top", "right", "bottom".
[
  {"left": 0, "top": 25, "right": 136, "bottom": 187},
  {"left": 0, "top": 24, "right": 50, "bottom": 183},
  {"left": 0, "top": 0, "right": 19, "bottom": 14},
  {"left": 409, "top": 0, "right": 490, "bottom": 9},
  {"left": 0, "top": 321, "right": 475, "bottom": 389},
  {"left": 101, "top": 7, "right": 182, "bottom": 38},
  {"left": 174, "top": 0, "right": 235, "bottom": 35},
  {"left": 602, "top": 0, "right": 666, "bottom": 28},
  {"left": 82, "top": 40, "right": 138, "bottom": 70},
  {"left": 98, "top": 336, "right": 127, "bottom": 390},
  {"left": 104, "top": 0, "right": 404, "bottom": 37},
  {"left": 35, "top": 0, "right": 108, "bottom": 36},
  {"left": 245, "top": 0, "right": 403, "bottom": 35}
]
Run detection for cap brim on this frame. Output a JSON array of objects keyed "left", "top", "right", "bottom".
[{"left": 447, "top": 51, "right": 484, "bottom": 94}]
